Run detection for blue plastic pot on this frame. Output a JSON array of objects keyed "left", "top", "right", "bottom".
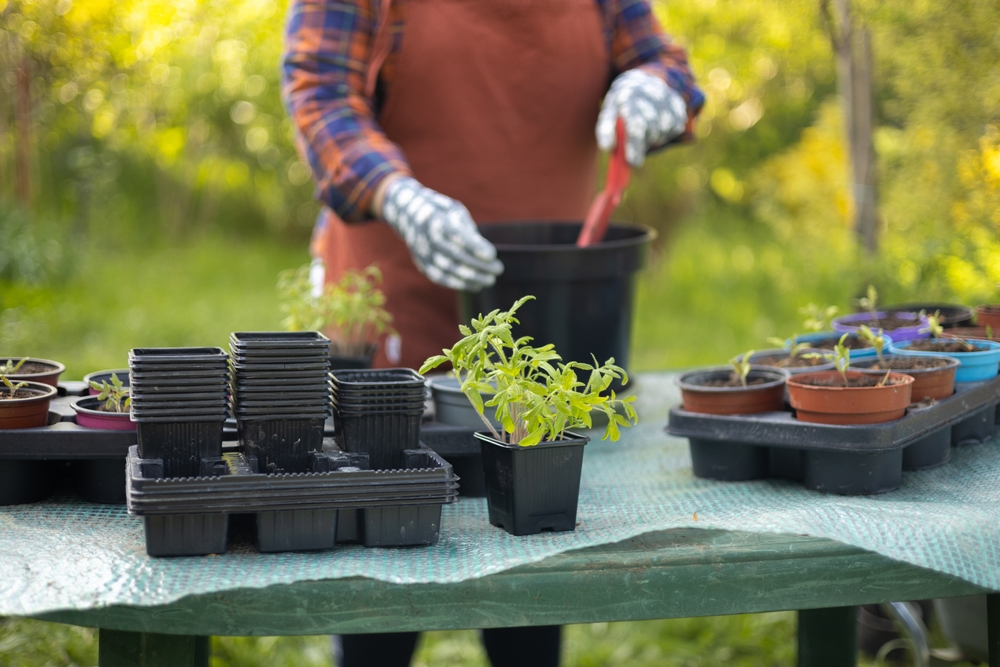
[
  {"left": 889, "top": 339, "right": 1000, "bottom": 382},
  {"left": 786, "top": 331, "right": 893, "bottom": 360}
]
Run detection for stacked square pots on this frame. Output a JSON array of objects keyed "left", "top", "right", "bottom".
[
  {"left": 129, "top": 347, "right": 229, "bottom": 478},
  {"left": 229, "top": 332, "right": 332, "bottom": 474},
  {"left": 330, "top": 369, "right": 426, "bottom": 470}
]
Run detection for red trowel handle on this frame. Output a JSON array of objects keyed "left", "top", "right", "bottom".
[{"left": 577, "top": 118, "right": 632, "bottom": 248}]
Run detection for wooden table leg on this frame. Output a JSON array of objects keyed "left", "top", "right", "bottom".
[
  {"left": 798, "top": 606, "right": 858, "bottom": 667},
  {"left": 99, "top": 629, "right": 209, "bottom": 667},
  {"left": 989, "top": 593, "right": 1000, "bottom": 667}
]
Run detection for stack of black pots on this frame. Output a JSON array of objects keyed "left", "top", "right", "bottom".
[
  {"left": 229, "top": 332, "right": 332, "bottom": 473},
  {"left": 128, "top": 347, "right": 229, "bottom": 478},
  {"left": 330, "top": 369, "right": 426, "bottom": 470}
]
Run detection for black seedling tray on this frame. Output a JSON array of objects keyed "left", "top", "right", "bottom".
[
  {"left": 330, "top": 368, "right": 426, "bottom": 391},
  {"left": 230, "top": 331, "right": 331, "bottom": 348},
  {"left": 0, "top": 390, "right": 136, "bottom": 505},
  {"left": 127, "top": 444, "right": 458, "bottom": 556},
  {"left": 131, "top": 369, "right": 229, "bottom": 380},
  {"left": 130, "top": 347, "right": 228, "bottom": 363},
  {"left": 667, "top": 375, "right": 1000, "bottom": 495}
]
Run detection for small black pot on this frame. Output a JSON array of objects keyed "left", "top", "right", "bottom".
[{"left": 475, "top": 430, "right": 589, "bottom": 536}]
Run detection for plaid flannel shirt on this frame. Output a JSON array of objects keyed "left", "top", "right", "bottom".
[{"left": 282, "top": 0, "right": 705, "bottom": 224}]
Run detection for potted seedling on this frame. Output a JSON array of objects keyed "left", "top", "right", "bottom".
[
  {"left": 751, "top": 339, "right": 834, "bottom": 374},
  {"left": 676, "top": 351, "right": 789, "bottom": 415},
  {"left": 849, "top": 324, "right": 958, "bottom": 401},
  {"left": 831, "top": 285, "right": 928, "bottom": 341},
  {"left": 420, "top": 296, "right": 637, "bottom": 535},
  {"left": 0, "top": 356, "right": 66, "bottom": 388},
  {"left": 890, "top": 311, "right": 1000, "bottom": 382},
  {"left": 72, "top": 373, "right": 136, "bottom": 431},
  {"left": 787, "top": 334, "right": 914, "bottom": 424},
  {"left": 0, "top": 366, "right": 58, "bottom": 429},
  {"left": 83, "top": 369, "right": 130, "bottom": 395},
  {"left": 787, "top": 304, "right": 888, "bottom": 359},
  {"left": 278, "top": 263, "right": 394, "bottom": 368}
]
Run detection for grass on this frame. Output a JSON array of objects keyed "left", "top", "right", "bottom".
[{"left": 0, "top": 224, "right": 979, "bottom": 666}]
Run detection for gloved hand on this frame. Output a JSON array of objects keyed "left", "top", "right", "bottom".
[
  {"left": 380, "top": 176, "right": 504, "bottom": 291},
  {"left": 596, "top": 68, "right": 688, "bottom": 167}
]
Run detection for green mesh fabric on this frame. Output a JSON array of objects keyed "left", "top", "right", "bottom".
[{"left": 2, "top": 372, "right": 999, "bottom": 617}]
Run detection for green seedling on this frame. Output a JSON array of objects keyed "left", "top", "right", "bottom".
[
  {"left": 88, "top": 373, "right": 130, "bottom": 413},
  {"left": 766, "top": 337, "right": 812, "bottom": 362},
  {"left": 730, "top": 350, "right": 754, "bottom": 387},
  {"left": 0, "top": 358, "right": 27, "bottom": 375},
  {"left": 857, "top": 285, "right": 879, "bottom": 319},
  {"left": 278, "top": 263, "right": 395, "bottom": 357},
  {"left": 799, "top": 304, "right": 839, "bottom": 332},
  {"left": 832, "top": 333, "right": 851, "bottom": 386},
  {"left": 856, "top": 325, "right": 886, "bottom": 363},
  {"left": 921, "top": 310, "right": 944, "bottom": 338},
  {"left": 420, "top": 296, "right": 637, "bottom": 446},
  {"left": 1, "top": 374, "right": 28, "bottom": 399}
]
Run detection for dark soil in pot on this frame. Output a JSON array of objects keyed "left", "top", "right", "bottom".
[
  {"left": 794, "top": 373, "right": 907, "bottom": 388},
  {"left": 840, "top": 313, "right": 920, "bottom": 330},
  {"left": 906, "top": 338, "right": 980, "bottom": 353},
  {"left": 945, "top": 327, "right": 1000, "bottom": 342},
  {"left": 855, "top": 357, "right": 952, "bottom": 370},
  {"left": 751, "top": 353, "right": 829, "bottom": 369},
  {"left": 881, "top": 302, "right": 974, "bottom": 328},
  {"left": 4, "top": 358, "right": 66, "bottom": 387},
  {"left": 677, "top": 366, "right": 788, "bottom": 415},
  {"left": 805, "top": 335, "right": 873, "bottom": 351}
]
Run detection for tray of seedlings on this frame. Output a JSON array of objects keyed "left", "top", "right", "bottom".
[
  {"left": 667, "top": 326, "right": 1000, "bottom": 496},
  {"left": 0, "top": 358, "right": 139, "bottom": 505}
]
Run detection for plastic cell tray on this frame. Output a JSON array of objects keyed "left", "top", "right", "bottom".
[
  {"left": 127, "top": 444, "right": 459, "bottom": 556},
  {"left": 0, "top": 385, "right": 136, "bottom": 505},
  {"left": 666, "top": 375, "right": 1000, "bottom": 495}
]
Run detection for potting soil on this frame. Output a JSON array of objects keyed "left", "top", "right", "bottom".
[{"left": 3, "top": 371, "right": 1000, "bottom": 616}]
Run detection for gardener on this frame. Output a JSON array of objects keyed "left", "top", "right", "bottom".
[{"left": 282, "top": 0, "right": 702, "bottom": 662}]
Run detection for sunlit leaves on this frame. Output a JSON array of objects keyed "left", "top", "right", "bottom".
[{"left": 420, "top": 296, "right": 638, "bottom": 446}]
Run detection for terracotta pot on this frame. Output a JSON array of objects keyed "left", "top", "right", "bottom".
[
  {"left": 3, "top": 357, "right": 66, "bottom": 388},
  {"left": 787, "top": 370, "right": 914, "bottom": 425},
  {"left": 72, "top": 396, "right": 136, "bottom": 431},
  {"left": 849, "top": 354, "right": 959, "bottom": 401},
  {"left": 976, "top": 305, "right": 1000, "bottom": 329},
  {"left": 944, "top": 327, "right": 1000, "bottom": 342},
  {"left": 677, "top": 366, "right": 788, "bottom": 415},
  {"left": 0, "top": 381, "right": 58, "bottom": 429}
]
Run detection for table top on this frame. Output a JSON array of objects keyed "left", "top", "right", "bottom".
[
  {"left": 34, "top": 528, "right": 988, "bottom": 635},
  {"left": 4, "top": 372, "right": 1000, "bottom": 635}
]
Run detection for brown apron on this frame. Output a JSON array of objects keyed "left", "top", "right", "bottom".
[{"left": 316, "top": 0, "right": 609, "bottom": 369}]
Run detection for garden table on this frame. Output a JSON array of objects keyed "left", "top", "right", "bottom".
[{"left": 3, "top": 373, "right": 999, "bottom": 667}]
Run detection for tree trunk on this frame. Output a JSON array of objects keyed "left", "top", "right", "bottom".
[
  {"left": 827, "top": 0, "right": 879, "bottom": 253},
  {"left": 14, "top": 56, "right": 32, "bottom": 207}
]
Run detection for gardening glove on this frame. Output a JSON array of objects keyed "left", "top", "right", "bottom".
[
  {"left": 596, "top": 68, "right": 688, "bottom": 168},
  {"left": 380, "top": 176, "right": 504, "bottom": 292}
]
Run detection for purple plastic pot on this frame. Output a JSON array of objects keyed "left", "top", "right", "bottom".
[
  {"left": 832, "top": 311, "right": 929, "bottom": 342},
  {"left": 72, "top": 396, "right": 136, "bottom": 431}
]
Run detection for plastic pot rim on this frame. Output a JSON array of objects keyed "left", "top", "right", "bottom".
[
  {"left": 473, "top": 429, "right": 590, "bottom": 450},
  {"left": 849, "top": 354, "right": 961, "bottom": 375},
  {"left": 4, "top": 357, "right": 66, "bottom": 380},
  {"left": 0, "top": 380, "right": 58, "bottom": 404},
  {"left": 676, "top": 366, "right": 789, "bottom": 393},
  {"left": 477, "top": 220, "right": 656, "bottom": 254},
  {"left": 890, "top": 339, "right": 1000, "bottom": 359}
]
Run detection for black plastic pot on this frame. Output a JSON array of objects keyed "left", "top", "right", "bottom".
[
  {"left": 335, "top": 410, "right": 423, "bottom": 470},
  {"left": 136, "top": 421, "right": 224, "bottom": 478},
  {"left": 476, "top": 430, "right": 589, "bottom": 536},
  {"left": 461, "top": 222, "right": 653, "bottom": 389},
  {"left": 237, "top": 418, "right": 325, "bottom": 473}
]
